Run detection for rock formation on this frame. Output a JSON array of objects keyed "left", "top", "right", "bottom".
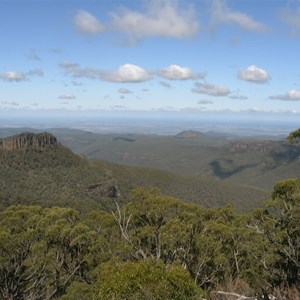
[
  {"left": 0, "top": 132, "right": 58, "bottom": 151},
  {"left": 229, "top": 141, "right": 282, "bottom": 153}
]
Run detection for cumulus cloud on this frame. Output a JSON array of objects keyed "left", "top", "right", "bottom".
[
  {"left": 281, "top": 6, "right": 300, "bottom": 36},
  {"left": 159, "top": 64, "right": 203, "bottom": 80},
  {"left": 74, "top": 10, "right": 105, "bottom": 35},
  {"left": 0, "top": 68, "right": 44, "bottom": 82},
  {"left": 58, "top": 94, "right": 76, "bottom": 100},
  {"left": 118, "top": 88, "right": 133, "bottom": 94},
  {"left": 192, "top": 82, "right": 230, "bottom": 97},
  {"left": 238, "top": 65, "right": 270, "bottom": 84},
  {"left": 59, "top": 61, "right": 150, "bottom": 83},
  {"left": 270, "top": 90, "right": 300, "bottom": 101},
  {"left": 1, "top": 71, "right": 27, "bottom": 82},
  {"left": 110, "top": 0, "right": 199, "bottom": 41},
  {"left": 101, "top": 64, "right": 150, "bottom": 83},
  {"left": 211, "top": 0, "right": 267, "bottom": 32}
]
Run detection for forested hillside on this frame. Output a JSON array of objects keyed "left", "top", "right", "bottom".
[
  {"left": 0, "top": 132, "right": 269, "bottom": 213},
  {"left": 48, "top": 128, "right": 300, "bottom": 191},
  {"left": 1, "top": 180, "right": 300, "bottom": 299}
]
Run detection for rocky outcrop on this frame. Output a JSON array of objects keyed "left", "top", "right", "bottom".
[
  {"left": 229, "top": 141, "right": 282, "bottom": 153},
  {"left": 0, "top": 132, "right": 58, "bottom": 151},
  {"left": 88, "top": 180, "right": 120, "bottom": 198}
]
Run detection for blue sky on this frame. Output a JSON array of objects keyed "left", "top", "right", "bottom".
[{"left": 0, "top": 0, "right": 300, "bottom": 120}]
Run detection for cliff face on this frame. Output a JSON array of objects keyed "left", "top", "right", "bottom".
[
  {"left": 0, "top": 132, "right": 58, "bottom": 151},
  {"left": 229, "top": 141, "right": 282, "bottom": 153}
]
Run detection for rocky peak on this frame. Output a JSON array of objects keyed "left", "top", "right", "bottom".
[{"left": 0, "top": 132, "right": 58, "bottom": 151}]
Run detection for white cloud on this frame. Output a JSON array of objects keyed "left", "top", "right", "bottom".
[
  {"left": 58, "top": 94, "right": 76, "bottom": 100},
  {"left": 238, "top": 65, "right": 270, "bottom": 84},
  {"left": 289, "top": 90, "right": 300, "bottom": 99},
  {"left": 1, "top": 71, "right": 27, "bottom": 82},
  {"left": 211, "top": 0, "right": 267, "bottom": 32},
  {"left": 118, "top": 88, "right": 133, "bottom": 94},
  {"left": 192, "top": 82, "right": 230, "bottom": 97},
  {"left": 110, "top": 0, "right": 199, "bottom": 41},
  {"left": 281, "top": 6, "right": 300, "bottom": 36},
  {"left": 159, "top": 64, "right": 202, "bottom": 80},
  {"left": 0, "top": 68, "right": 44, "bottom": 82},
  {"left": 59, "top": 61, "right": 150, "bottom": 83},
  {"left": 74, "top": 10, "right": 105, "bottom": 35},
  {"left": 270, "top": 90, "right": 300, "bottom": 101},
  {"left": 101, "top": 64, "right": 150, "bottom": 83}
]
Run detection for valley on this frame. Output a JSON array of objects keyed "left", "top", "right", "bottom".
[{"left": 1, "top": 127, "right": 300, "bottom": 213}]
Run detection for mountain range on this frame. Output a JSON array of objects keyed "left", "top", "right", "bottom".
[{"left": 3, "top": 127, "right": 300, "bottom": 212}]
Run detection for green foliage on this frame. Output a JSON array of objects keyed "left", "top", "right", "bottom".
[
  {"left": 262, "top": 180, "right": 300, "bottom": 286},
  {"left": 0, "top": 205, "right": 118, "bottom": 299},
  {"left": 96, "top": 260, "right": 204, "bottom": 300},
  {"left": 59, "top": 282, "right": 95, "bottom": 300},
  {"left": 1, "top": 179, "right": 300, "bottom": 299},
  {"left": 287, "top": 128, "right": 300, "bottom": 144},
  {"left": 272, "top": 178, "right": 300, "bottom": 201}
]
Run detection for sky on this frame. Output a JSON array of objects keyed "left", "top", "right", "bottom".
[{"left": 0, "top": 0, "right": 300, "bottom": 123}]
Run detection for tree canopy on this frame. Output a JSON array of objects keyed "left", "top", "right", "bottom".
[{"left": 0, "top": 181, "right": 300, "bottom": 299}]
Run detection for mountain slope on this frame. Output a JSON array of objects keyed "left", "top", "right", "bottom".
[
  {"left": 92, "top": 160, "right": 269, "bottom": 212},
  {"left": 0, "top": 132, "right": 270, "bottom": 213},
  {"left": 0, "top": 133, "right": 120, "bottom": 213}
]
